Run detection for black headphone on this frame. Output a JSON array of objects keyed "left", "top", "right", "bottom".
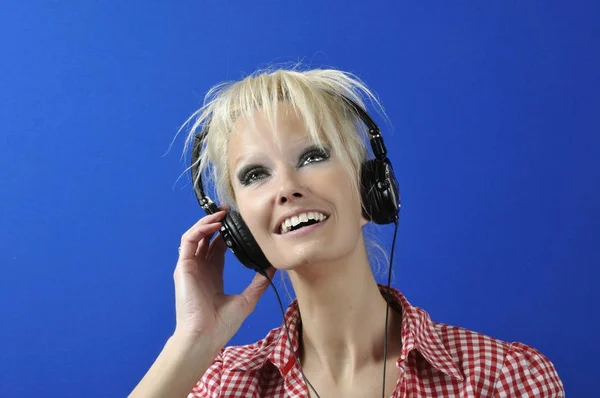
[{"left": 190, "top": 95, "right": 400, "bottom": 274}]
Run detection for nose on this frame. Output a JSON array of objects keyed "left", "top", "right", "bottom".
[
  {"left": 276, "top": 169, "right": 305, "bottom": 205},
  {"left": 279, "top": 191, "right": 303, "bottom": 204}
]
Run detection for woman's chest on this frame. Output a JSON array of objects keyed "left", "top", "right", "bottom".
[{"left": 304, "top": 359, "right": 402, "bottom": 398}]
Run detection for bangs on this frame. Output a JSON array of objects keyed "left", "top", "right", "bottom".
[{"left": 180, "top": 66, "right": 385, "bottom": 206}]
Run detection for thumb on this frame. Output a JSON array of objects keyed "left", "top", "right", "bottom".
[{"left": 240, "top": 268, "right": 276, "bottom": 313}]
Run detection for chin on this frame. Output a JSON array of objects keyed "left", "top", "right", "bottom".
[
  {"left": 272, "top": 240, "right": 351, "bottom": 272},
  {"left": 274, "top": 247, "right": 323, "bottom": 270}
]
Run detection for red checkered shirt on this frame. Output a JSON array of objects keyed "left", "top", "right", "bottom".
[{"left": 189, "top": 285, "right": 564, "bottom": 397}]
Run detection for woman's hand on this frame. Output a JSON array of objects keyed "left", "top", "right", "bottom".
[{"left": 173, "top": 210, "right": 276, "bottom": 346}]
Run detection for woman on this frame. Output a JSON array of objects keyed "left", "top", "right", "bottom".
[{"left": 130, "top": 67, "right": 564, "bottom": 397}]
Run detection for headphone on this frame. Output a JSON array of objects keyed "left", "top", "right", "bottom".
[{"left": 190, "top": 95, "right": 400, "bottom": 274}]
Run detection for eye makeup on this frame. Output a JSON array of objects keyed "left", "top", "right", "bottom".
[{"left": 236, "top": 144, "right": 332, "bottom": 187}]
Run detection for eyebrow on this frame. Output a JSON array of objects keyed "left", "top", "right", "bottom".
[
  {"left": 233, "top": 141, "right": 329, "bottom": 182},
  {"left": 231, "top": 135, "right": 315, "bottom": 168}
]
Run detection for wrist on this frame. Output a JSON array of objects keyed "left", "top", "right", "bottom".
[
  {"left": 170, "top": 329, "right": 221, "bottom": 358},
  {"left": 129, "top": 330, "right": 222, "bottom": 397}
]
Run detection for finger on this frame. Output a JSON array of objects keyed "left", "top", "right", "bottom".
[
  {"left": 239, "top": 268, "right": 277, "bottom": 314},
  {"left": 196, "top": 229, "right": 218, "bottom": 259},
  {"left": 208, "top": 231, "right": 227, "bottom": 253},
  {"left": 179, "top": 221, "right": 223, "bottom": 260},
  {"left": 179, "top": 211, "right": 226, "bottom": 257},
  {"left": 191, "top": 210, "right": 226, "bottom": 228},
  {"left": 206, "top": 232, "right": 228, "bottom": 274},
  {"left": 196, "top": 209, "right": 229, "bottom": 257}
]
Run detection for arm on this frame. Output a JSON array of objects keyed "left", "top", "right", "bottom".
[
  {"left": 129, "top": 333, "right": 221, "bottom": 398},
  {"left": 128, "top": 211, "right": 274, "bottom": 398}
]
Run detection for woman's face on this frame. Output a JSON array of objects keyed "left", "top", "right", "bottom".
[{"left": 227, "top": 104, "right": 367, "bottom": 271}]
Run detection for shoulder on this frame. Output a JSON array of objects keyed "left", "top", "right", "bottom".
[
  {"left": 494, "top": 340, "right": 564, "bottom": 397},
  {"left": 434, "top": 322, "right": 511, "bottom": 367},
  {"left": 434, "top": 322, "right": 564, "bottom": 397},
  {"left": 385, "top": 286, "right": 564, "bottom": 396}
]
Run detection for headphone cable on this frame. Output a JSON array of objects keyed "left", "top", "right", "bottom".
[
  {"left": 258, "top": 218, "right": 399, "bottom": 398},
  {"left": 382, "top": 218, "right": 399, "bottom": 398},
  {"left": 258, "top": 270, "right": 322, "bottom": 398}
]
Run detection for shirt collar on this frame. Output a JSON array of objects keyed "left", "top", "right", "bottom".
[
  {"left": 390, "top": 286, "right": 464, "bottom": 381},
  {"left": 224, "top": 284, "right": 464, "bottom": 381}
]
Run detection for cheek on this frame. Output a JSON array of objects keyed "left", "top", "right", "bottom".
[
  {"left": 235, "top": 191, "right": 271, "bottom": 238},
  {"left": 327, "top": 169, "right": 364, "bottom": 218}
]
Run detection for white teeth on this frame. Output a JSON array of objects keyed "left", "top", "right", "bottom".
[{"left": 279, "top": 211, "right": 328, "bottom": 234}]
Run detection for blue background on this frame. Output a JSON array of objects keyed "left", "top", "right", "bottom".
[{"left": 1, "top": 1, "right": 598, "bottom": 396}]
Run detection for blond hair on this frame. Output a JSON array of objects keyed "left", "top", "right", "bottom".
[{"left": 179, "top": 65, "right": 385, "bottom": 208}]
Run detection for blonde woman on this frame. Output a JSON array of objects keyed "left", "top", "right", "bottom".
[{"left": 130, "top": 66, "right": 564, "bottom": 397}]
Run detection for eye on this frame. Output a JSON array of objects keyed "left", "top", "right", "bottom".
[
  {"left": 299, "top": 147, "right": 330, "bottom": 167},
  {"left": 239, "top": 166, "right": 268, "bottom": 186}
]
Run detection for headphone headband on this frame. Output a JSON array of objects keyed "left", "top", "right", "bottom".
[
  {"left": 339, "top": 96, "right": 388, "bottom": 159},
  {"left": 189, "top": 92, "right": 400, "bottom": 272}
]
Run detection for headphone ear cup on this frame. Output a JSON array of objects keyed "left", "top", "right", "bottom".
[
  {"left": 221, "top": 210, "right": 272, "bottom": 272},
  {"left": 360, "top": 159, "right": 379, "bottom": 222},
  {"left": 360, "top": 159, "right": 400, "bottom": 225}
]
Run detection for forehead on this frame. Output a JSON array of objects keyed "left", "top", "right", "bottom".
[
  {"left": 227, "top": 104, "right": 322, "bottom": 165},
  {"left": 233, "top": 103, "right": 306, "bottom": 139}
]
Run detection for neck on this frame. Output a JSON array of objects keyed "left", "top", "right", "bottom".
[{"left": 287, "top": 240, "right": 402, "bottom": 381}]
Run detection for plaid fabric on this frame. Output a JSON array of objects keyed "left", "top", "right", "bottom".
[{"left": 189, "top": 285, "right": 564, "bottom": 397}]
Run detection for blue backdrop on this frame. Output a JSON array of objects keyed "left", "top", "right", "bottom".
[{"left": 1, "top": 1, "right": 598, "bottom": 397}]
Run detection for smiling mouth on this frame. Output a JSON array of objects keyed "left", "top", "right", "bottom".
[{"left": 279, "top": 211, "right": 329, "bottom": 234}]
